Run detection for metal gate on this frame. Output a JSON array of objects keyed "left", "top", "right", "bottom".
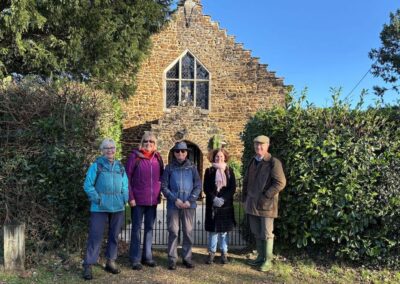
[{"left": 120, "top": 180, "right": 247, "bottom": 248}]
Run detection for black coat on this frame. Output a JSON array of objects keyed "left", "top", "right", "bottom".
[{"left": 204, "top": 166, "right": 236, "bottom": 232}]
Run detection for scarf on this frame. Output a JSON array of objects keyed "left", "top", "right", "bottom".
[
  {"left": 140, "top": 149, "right": 154, "bottom": 159},
  {"left": 212, "top": 162, "right": 227, "bottom": 192}
]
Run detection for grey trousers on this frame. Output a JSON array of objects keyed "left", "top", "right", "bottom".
[
  {"left": 167, "top": 208, "right": 195, "bottom": 263},
  {"left": 248, "top": 214, "right": 274, "bottom": 240}
]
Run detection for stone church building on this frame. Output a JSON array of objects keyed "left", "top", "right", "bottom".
[{"left": 122, "top": 0, "right": 287, "bottom": 174}]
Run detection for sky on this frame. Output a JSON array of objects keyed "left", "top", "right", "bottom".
[{"left": 177, "top": 0, "right": 399, "bottom": 107}]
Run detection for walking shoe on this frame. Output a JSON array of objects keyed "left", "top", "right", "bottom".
[
  {"left": 142, "top": 260, "right": 157, "bottom": 267},
  {"left": 182, "top": 260, "right": 195, "bottom": 269},
  {"left": 221, "top": 253, "right": 228, "bottom": 264},
  {"left": 205, "top": 252, "right": 215, "bottom": 264},
  {"left": 82, "top": 265, "right": 93, "bottom": 280},
  {"left": 105, "top": 259, "right": 121, "bottom": 274},
  {"left": 168, "top": 261, "right": 177, "bottom": 270},
  {"left": 131, "top": 262, "right": 143, "bottom": 270}
]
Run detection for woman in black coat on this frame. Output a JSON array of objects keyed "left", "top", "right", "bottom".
[{"left": 203, "top": 148, "right": 236, "bottom": 264}]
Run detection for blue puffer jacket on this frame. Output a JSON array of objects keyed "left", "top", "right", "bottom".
[
  {"left": 84, "top": 156, "right": 129, "bottom": 212},
  {"left": 161, "top": 158, "right": 202, "bottom": 209}
]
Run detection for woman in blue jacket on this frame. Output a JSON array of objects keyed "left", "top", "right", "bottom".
[
  {"left": 82, "top": 138, "right": 128, "bottom": 280},
  {"left": 161, "top": 141, "right": 201, "bottom": 270}
]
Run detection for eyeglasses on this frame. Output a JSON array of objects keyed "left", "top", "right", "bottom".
[
  {"left": 174, "top": 149, "right": 186, "bottom": 154},
  {"left": 143, "top": 140, "right": 155, "bottom": 144},
  {"left": 103, "top": 147, "right": 115, "bottom": 150}
]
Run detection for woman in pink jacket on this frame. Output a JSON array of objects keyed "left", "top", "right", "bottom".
[{"left": 126, "top": 132, "right": 164, "bottom": 270}]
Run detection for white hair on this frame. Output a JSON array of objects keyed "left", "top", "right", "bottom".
[{"left": 100, "top": 138, "right": 116, "bottom": 150}]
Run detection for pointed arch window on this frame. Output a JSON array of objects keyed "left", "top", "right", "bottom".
[{"left": 165, "top": 51, "right": 210, "bottom": 110}]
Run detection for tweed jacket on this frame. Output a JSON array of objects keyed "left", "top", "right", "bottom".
[{"left": 242, "top": 153, "right": 286, "bottom": 218}]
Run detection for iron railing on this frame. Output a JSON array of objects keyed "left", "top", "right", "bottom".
[{"left": 120, "top": 179, "right": 246, "bottom": 248}]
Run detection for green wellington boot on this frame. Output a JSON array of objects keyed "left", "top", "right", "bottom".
[
  {"left": 247, "top": 239, "right": 265, "bottom": 266},
  {"left": 259, "top": 239, "right": 274, "bottom": 272}
]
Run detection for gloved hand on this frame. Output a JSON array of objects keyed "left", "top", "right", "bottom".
[{"left": 213, "top": 197, "right": 224, "bottom": 207}]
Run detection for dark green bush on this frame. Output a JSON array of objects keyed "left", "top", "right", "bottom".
[
  {"left": 0, "top": 0, "right": 172, "bottom": 96},
  {"left": 241, "top": 95, "right": 400, "bottom": 266},
  {"left": 0, "top": 77, "right": 122, "bottom": 262}
]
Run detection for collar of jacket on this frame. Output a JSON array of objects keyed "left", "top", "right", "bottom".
[
  {"left": 96, "top": 156, "right": 115, "bottom": 169},
  {"left": 254, "top": 152, "right": 272, "bottom": 162},
  {"left": 133, "top": 149, "right": 146, "bottom": 159},
  {"left": 132, "top": 148, "right": 160, "bottom": 160},
  {"left": 172, "top": 158, "right": 192, "bottom": 167}
]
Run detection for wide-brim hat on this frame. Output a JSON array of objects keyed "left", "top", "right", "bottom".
[{"left": 173, "top": 141, "right": 189, "bottom": 151}]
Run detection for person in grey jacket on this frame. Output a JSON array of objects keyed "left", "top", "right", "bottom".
[{"left": 161, "top": 141, "right": 202, "bottom": 270}]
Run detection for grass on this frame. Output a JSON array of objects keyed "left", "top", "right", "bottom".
[{"left": 1, "top": 247, "right": 400, "bottom": 284}]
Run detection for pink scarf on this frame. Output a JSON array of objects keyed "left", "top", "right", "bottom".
[{"left": 212, "top": 162, "right": 227, "bottom": 192}]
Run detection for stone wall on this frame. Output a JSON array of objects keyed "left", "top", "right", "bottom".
[
  {"left": 122, "top": 0, "right": 287, "bottom": 168},
  {"left": 150, "top": 105, "right": 220, "bottom": 175}
]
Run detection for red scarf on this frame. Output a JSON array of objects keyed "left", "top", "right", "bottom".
[{"left": 140, "top": 149, "right": 154, "bottom": 159}]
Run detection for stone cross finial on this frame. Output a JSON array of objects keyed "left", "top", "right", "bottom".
[
  {"left": 179, "top": 0, "right": 201, "bottom": 5},
  {"left": 181, "top": 0, "right": 199, "bottom": 27}
]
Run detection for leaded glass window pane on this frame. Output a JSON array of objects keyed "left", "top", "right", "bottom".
[
  {"left": 181, "top": 81, "right": 194, "bottom": 105},
  {"left": 166, "top": 81, "right": 179, "bottom": 108},
  {"left": 196, "top": 82, "right": 209, "bottom": 109},
  {"left": 166, "top": 62, "right": 179, "bottom": 79},
  {"left": 181, "top": 53, "right": 194, "bottom": 79},
  {"left": 196, "top": 64, "right": 209, "bottom": 79},
  {"left": 165, "top": 52, "right": 210, "bottom": 110}
]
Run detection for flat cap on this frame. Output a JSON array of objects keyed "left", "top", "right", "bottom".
[{"left": 253, "top": 135, "right": 270, "bottom": 144}]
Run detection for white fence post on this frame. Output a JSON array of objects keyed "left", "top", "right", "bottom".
[{"left": 3, "top": 222, "right": 25, "bottom": 271}]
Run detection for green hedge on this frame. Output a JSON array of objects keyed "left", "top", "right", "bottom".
[
  {"left": 0, "top": 77, "right": 122, "bottom": 262},
  {"left": 241, "top": 96, "right": 400, "bottom": 266}
]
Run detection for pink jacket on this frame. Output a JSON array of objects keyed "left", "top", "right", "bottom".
[{"left": 126, "top": 149, "right": 164, "bottom": 206}]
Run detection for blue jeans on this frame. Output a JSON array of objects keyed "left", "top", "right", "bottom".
[
  {"left": 208, "top": 232, "right": 228, "bottom": 253},
  {"left": 129, "top": 205, "right": 157, "bottom": 263},
  {"left": 83, "top": 211, "right": 124, "bottom": 265}
]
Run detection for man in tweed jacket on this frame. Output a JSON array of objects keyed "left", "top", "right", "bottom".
[{"left": 242, "top": 135, "right": 286, "bottom": 272}]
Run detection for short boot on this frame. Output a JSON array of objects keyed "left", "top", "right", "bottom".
[
  {"left": 105, "top": 259, "right": 121, "bottom": 274},
  {"left": 82, "top": 265, "right": 93, "bottom": 280},
  {"left": 182, "top": 259, "right": 195, "bottom": 269},
  {"left": 168, "top": 260, "right": 177, "bottom": 270},
  {"left": 221, "top": 252, "right": 228, "bottom": 264},
  {"left": 259, "top": 239, "right": 274, "bottom": 272},
  {"left": 247, "top": 239, "right": 265, "bottom": 266},
  {"left": 205, "top": 252, "right": 215, "bottom": 264}
]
